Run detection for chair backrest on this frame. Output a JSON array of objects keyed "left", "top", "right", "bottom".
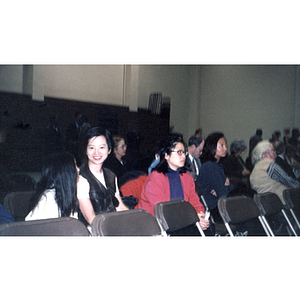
[
  {"left": 6, "top": 173, "right": 36, "bottom": 192},
  {"left": 3, "top": 191, "right": 36, "bottom": 221},
  {"left": 253, "top": 192, "right": 284, "bottom": 217},
  {"left": 91, "top": 209, "right": 161, "bottom": 236},
  {"left": 0, "top": 217, "right": 90, "bottom": 236},
  {"left": 283, "top": 188, "right": 300, "bottom": 210},
  {"left": 154, "top": 199, "right": 203, "bottom": 235},
  {"left": 218, "top": 196, "right": 270, "bottom": 236},
  {"left": 218, "top": 196, "right": 261, "bottom": 224},
  {"left": 254, "top": 192, "right": 297, "bottom": 236}
]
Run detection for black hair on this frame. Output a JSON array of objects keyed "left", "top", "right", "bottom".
[
  {"left": 256, "top": 129, "right": 263, "bottom": 136},
  {"left": 29, "top": 152, "right": 78, "bottom": 217},
  {"left": 154, "top": 134, "right": 188, "bottom": 175},
  {"left": 188, "top": 135, "right": 203, "bottom": 147},
  {"left": 83, "top": 127, "right": 112, "bottom": 152},
  {"left": 200, "top": 132, "right": 225, "bottom": 163}
]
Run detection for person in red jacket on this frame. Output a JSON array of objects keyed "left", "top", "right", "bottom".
[{"left": 138, "top": 134, "right": 209, "bottom": 232}]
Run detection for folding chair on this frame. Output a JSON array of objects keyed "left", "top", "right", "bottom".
[
  {"left": 254, "top": 192, "right": 297, "bottom": 236},
  {"left": 218, "top": 196, "right": 270, "bottom": 237},
  {"left": 91, "top": 209, "right": 162, "bottom": 236},
  {"left": 0, "top": 217, "right": 90, "bottom": 236},
  {"left": 283, "top": 188, "right": 300, "bottom": 231},
  {"left": 3, "top": 191, "right": 35, "bottom": 221},
  {"left": 200, "top": 195, "right": 235, "bottom": 236},
  {"left": 154, "top": 199, "right": 205, "bottom": 237}
]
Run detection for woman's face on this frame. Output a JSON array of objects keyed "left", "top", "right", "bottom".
[
  {"left": 114, "top": 138, "right": 127, "bottom": 160},
  {"left": 215, "top": 137, "right": 227, "bottom": 161},
  {"left": 165, "top": 142, "right": 186, "bottom": 171},
  {"left": 86, "top": 135, "right": 111, "bottom": 167}
]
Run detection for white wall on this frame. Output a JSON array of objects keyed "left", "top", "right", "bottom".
[
  {"left": 199, "top": 65, "right": 298, "bottom": 157},
  {"left": 137, "top": 65, "right": 191, "bottom": 138},
  {"left": 43, "top": 65, "right": 124, "bottom": 105},
  {"left": 0, "top": 65, "right": 23, "bottom": 93},
  {"left": 0, "top": 64, "right": 299, "bottom": 157}
]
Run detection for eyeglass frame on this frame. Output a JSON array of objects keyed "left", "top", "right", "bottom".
[{"left": 170, "top": 149, "right": 186, "bottom": 156}]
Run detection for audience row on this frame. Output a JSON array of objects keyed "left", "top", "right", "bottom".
[{"left": 1, "top": 125, "right": 300, "bottom": 236}]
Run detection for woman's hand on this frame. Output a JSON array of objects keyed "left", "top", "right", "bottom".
[
  {"left": 115, "top": 193, "right": 129, "bottom": 211},
  {"left": 198, "top": 211, "right": 210, "bottom": 230}
]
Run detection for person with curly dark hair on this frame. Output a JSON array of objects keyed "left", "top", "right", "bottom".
[{"left": 138, "top": 134, "right": 209, "bottom": 232}]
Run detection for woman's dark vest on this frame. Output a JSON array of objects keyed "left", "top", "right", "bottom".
[{"left": 79, "top": 163, "right": 119, "bottom": 225}]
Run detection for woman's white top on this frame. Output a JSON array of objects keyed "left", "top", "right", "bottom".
[{"left": 25, "top": 188, "right": 78, "bottom": 221}]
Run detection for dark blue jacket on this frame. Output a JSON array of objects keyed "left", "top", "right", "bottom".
[{"left": 0, "top": 203, "right": 15, "bottom": 225}]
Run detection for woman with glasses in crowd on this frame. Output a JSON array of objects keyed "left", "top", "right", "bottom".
[
  {"left": 103, "top": 135, "right": 128, "bottom": 182},
  {"left": 138, "top": 134, "right": 209, "bottom": 233}
]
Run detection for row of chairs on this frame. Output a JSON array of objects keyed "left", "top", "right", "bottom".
[
  {"left": 0, "top": 199, "right": 203, "bottom": 237},
  {"left": 1, "top": 188, "right": 299, "bottom": 236},
  {"left": 218, "top": 189, "right": 300, "bottom": 236}
]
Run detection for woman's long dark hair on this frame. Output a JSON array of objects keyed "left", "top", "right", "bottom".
[
  {"left": 200, "top": 132, "right": 225, "bottom": 163},
  {"left": 154, "top": 134, "right": 188, "bottom": 175},
  {"left": 29, "top": 152, "right": 79, "bottom": 217}
]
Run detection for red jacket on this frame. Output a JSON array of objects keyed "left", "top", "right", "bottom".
[
  {"left": 138, "top": 171, "right": 205, "bottom": 216},
  {"left": 120, "top": 175, "right": 148, "bottom": 208}
]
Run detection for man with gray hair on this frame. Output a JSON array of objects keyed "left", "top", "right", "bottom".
[{"left": 250, "top": 140, "right": 300, "bottom": 204}]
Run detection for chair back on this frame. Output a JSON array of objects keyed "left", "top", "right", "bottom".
[
  {"left": 283, "top": 188, "right": 300, "bottom": 210},
  {"left": 0, "top": 217, "right": 90, "bottom": 236},
  {"left": 218, "top": 196, "right": 270, "bottom": 236},
  {"left": 253, "top": 192, "right": 284, "bottom": 217},
  {"left": 254, "top": 192, "right": 297, "bottom": 236},
  {"left": 91, "top": 209, "right": 161, "bottom": 236},
  {"left": 154, "top": 199, "right": 204, "bottom": 236},
  {"left": 3, "top": 191, "right": 35, "bottom": 221},
  {"left": 218, "top": 196, "right": 261, "bottom": 224}
]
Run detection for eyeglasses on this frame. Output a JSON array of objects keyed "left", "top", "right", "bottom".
[{"left": 171, "top": 149, "right": 186, "bottom": 156}]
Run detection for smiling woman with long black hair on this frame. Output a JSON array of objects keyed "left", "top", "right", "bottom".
[{"left": 77, "top": 127, "right": 128, "bottom": 226}]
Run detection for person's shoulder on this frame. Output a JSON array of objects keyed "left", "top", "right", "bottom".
[
  {"left": 77, "top": 175, "right": 90, "bottom": 188},
  {"left": 148, "top": 171, "right": 165, "bottom": 180},
  {"left": 103, "top": 167, "right": 116, "bottom": 177}
]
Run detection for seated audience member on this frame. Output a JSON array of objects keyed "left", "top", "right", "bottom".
[
  {"left": 138, "top": 134, "right": 209, "bottom": 232},
  {"left": 0, "top": 203, "right": 14, "bottom": 224},
  {"left": 288, "top": 128, "right": 300, "bottom": 151},
  {"left": 194, "top": 128, "right": 202, "bottom": 138},
  {"left": 250, "top": 141, "right": 300, "bottom": 205},
  {"left": 274, "top": 141, "right": 298, "bottom": 180},
  {"left": 77, "top": 128, "right": 128, "bottom": 226},
  {"left": 26, "top": 152, "right": 79, "bottom": 221},
  {"left": 222, "top": 139, "right": 251, "bottom": 187},
  {"left": 198, "top": 132, "right": 234, "bottom": 223},
  {"left": 119, "top": 171, "right": 148, "bottom": 209},
  {"left": 148, "top": 152, "right": 160, "bottom": 175},
  {"left": 246, "top": 128, "right": 263, "bottom": 171},
  {"left": 285, "top": 144, "right": 300, "bottom": 178},
  {"left": 103, "top": 135, "right": 128, "bottom": 182},
  {"left": 186, "top": 135, "right": 204, "bottom": 182}
]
